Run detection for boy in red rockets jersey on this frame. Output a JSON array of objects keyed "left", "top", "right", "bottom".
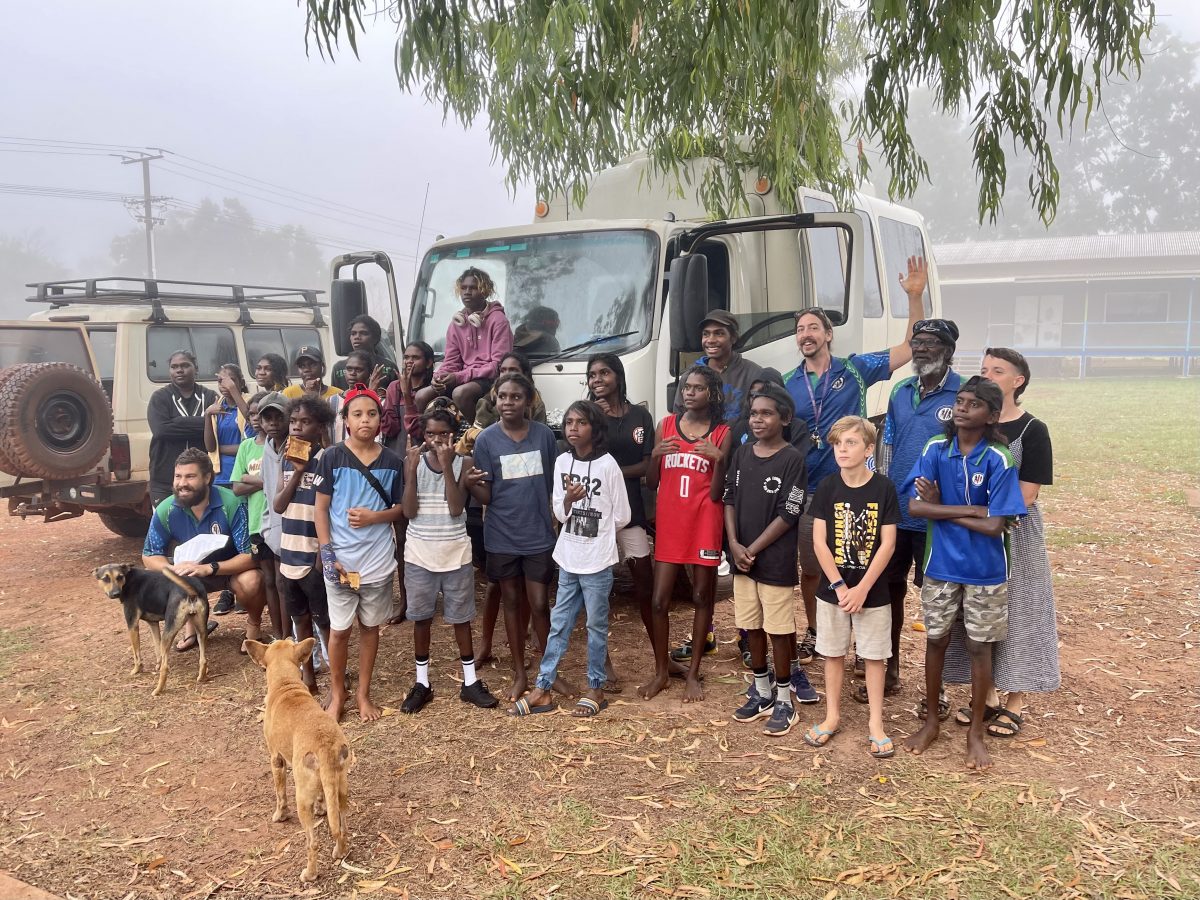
[{"left": 640, "top": 365, "right": 731, "bottom": 702}]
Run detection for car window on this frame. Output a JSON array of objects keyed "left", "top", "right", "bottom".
[
  {"left": 799, "top": 196, "right": 847, "bottom": 315},
  {"left": 856, "top": 210, "right": 884, "bottom": 319},
  {"left": 879, "top": 217, "right": 932, "bottom": 317},
  {"left": 147, "top": 325, "right": 237, "bottom": 382},
  {"left": 86, "top": 328, "right": 116, "bottom": 380},
  {"left": 0, "top": 327, "right": 92, "bottom": 372}
]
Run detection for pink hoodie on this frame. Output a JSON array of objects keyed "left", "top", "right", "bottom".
[{"left": 435, "top": 300, "right": 514, "bottom": 383}]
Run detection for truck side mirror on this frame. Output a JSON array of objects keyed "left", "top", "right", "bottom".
[
  {"left": 668, "top": 254, "right": 709, "bottom": 354},
  {"left": 330, "top": 279, "right": 368, "bottom": 355}
]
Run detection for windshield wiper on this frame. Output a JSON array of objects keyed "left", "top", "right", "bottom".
[{"left": 536, "top": 331, "right": 639, "bottom": 365}]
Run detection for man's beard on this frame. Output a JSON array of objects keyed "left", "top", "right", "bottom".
[
  {"left": 173, "top": 484, "right": 209, "bottom": 507},
  {"left": 914, "top": 350, "right": 951, "bottom": 379}
]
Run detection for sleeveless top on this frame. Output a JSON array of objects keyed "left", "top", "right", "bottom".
[
  {"left": 654, "top": 415, "right": 729, "bottom": 566},
  {"left": 405, "top": 455, "right": 472, "bottom": 572}
]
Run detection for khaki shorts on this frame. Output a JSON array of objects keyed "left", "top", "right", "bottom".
[
  {"left": 816, "top": 601, "right": 892, "bottom": 660},
  {"left": 733, "top": 576, "right": 797, "bottom": 635},
  {"left": 921, "top": 578, "right": 1008, "bottom": 643},
  {"left": 797, "top": 513, "right": 819, "bottom": 575},
  {"left": 325, "top": 576, "right": 395, "bottom": 632}
]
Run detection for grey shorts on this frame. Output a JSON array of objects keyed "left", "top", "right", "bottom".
[
  {"left": 324, "top": 575, "right": 394, "bottom": 631},
  {"left": 921, "top": 578, "right": 1008, "bottom": 643},
  {"left": 404, "top": 562, "right": 476, "bottom": 625}
]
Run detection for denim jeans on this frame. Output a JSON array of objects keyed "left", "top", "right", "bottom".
[{"left": 536, "top": 568, "right": 613, "bottom": 691}]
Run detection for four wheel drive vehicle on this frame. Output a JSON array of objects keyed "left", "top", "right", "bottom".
[
  {"left": 0, "top": 278, "right": 335, "bottom": 537},
  {"left": 367, "top": 152, "right": 942, "bottom": 428}
]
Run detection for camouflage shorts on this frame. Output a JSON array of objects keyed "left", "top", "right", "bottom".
[{"left": 920, "top": 578, "right": 1008, "bottom": 643}]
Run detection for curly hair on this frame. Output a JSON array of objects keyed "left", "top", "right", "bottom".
[
  {"left": 284, "top": 395, "right": 336, "bottom": 429},
  {"left": 256, "top": 353, "right": 289, "bottom": 390},
  {"left": 564, "top": 400, "right": 608, "bottom": 456},
  {"left": 681, "top": 364, "right": 725, "bottom": 422},
  {"left": 345, "top": 349, "right": 376, "bottom": 373},
  {"left": 455, "top": 266, "right": 496, "bottom": 300},
  {"left": 174, "top": 446, "right": 213, "bottom": 478},
  {"left": 500, "top": 350, "right": 533, "bottom": 378},
  {"left": 348, "top": 314, "right": 382, "bottom": 345}
]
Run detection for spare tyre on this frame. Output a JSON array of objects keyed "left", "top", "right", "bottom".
[{"left": 0, "top": 362, "right": 114, "bottom": 479}]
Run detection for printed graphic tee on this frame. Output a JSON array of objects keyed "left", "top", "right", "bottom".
[
  {"left": 722, "top": 442, "right": 808, "bottom": 586},
  {"left": 471, "top": 421, "right": 558, "bottom": 557},
  {"left": 809, "top": 472, "right": 901, "bottom": 607},
  {"left": 552, "top": 451, "right": 631, "bottom": 574}
]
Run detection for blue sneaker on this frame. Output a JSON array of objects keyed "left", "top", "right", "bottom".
[
  {"left": 733, "top": 691, "right": 775, "bottom": 723},
  {"left": 763, "top": 702, "right": 799, "bottom": 736},
  {"left": 790, "top": 666, "right": 820, "bottom": 704}
]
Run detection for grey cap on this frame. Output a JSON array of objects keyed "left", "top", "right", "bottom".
[
  {"left": 699, "top": 309, "right": 739, "bottom": 335},
  {"left": 258, "top": 391, "right": 287, "bottom": 414}
]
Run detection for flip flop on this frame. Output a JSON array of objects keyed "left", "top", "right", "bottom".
[
  {"left": 802, "top": 724, "right": 839, "bottom": 748},
  {"left": 572, "top": 697, "right": 608, "bottom": 718},
  {"left": 986, "top": 708, "right": 1023, "bottom": 737},
  {"left": 508, "top": 697, "right": 556, "bottom": 717},
  {"left": 175, "top": 620, "right": 218, "bottom": 653},
  {"left": 600, "top": 679, "right": 623, "bottom": 694},
  {"left": 869, "top": 735, "right": 896, "bottom": 759}
]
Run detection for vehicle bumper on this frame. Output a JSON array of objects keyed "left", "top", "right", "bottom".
[{"left": 1, "top": 475, "right": 148, "bottom": 522}]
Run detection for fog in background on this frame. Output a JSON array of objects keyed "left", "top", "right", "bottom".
[{"left": 2, "top": 1, "right": 1199, "bottom": 324}]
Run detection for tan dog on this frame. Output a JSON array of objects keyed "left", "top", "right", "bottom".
[{"left": 244, "top": 637, "right": 354, "bottom": 883}]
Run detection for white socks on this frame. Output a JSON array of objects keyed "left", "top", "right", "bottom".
[
  {"left": 415, "top": 656, "right": 430, "bottom": 688},
  {"left": 461, "top": 656, "right": 477, "bottom": 687}
]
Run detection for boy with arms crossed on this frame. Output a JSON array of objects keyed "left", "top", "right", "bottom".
[
  {"left": 725, "top": 384, "right": 809, "bottom": 736},
  {"left": 806, "top": 416, "right": 900, "bottom": 757}
]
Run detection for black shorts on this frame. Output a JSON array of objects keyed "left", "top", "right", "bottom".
[
  {"left": 466, "top": 506, "right": 486, "bottom": 571},
  {"left": 885, "top": 528, "right": 927, "bottom": 589},
  {"left": 485, "top": 548, "right": 555, "bottom": 585},
  {"left": 250, "top": 534, "right": 275, "bottom": 563},
  {"left": 282, "top": 568, "right": 331, "bottom": 629}
]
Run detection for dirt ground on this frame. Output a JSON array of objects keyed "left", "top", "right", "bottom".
[{"left": 0, "top": 435, "right": 1197, "bottom": 898}]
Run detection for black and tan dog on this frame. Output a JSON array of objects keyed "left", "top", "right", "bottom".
[{"left": 93, "top": 563, "right": 211, "bottom": 695}]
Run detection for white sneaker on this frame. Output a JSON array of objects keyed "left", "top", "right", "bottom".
[{"left": 717, "top": 552, "right": 731, "bottom": 577}]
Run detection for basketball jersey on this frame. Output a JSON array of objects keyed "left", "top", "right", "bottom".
[{"left": 654, "top": 415, "right": 729, "bottom": 566}]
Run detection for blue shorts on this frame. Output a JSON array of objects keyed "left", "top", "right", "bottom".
[{"left": 404, "top": 562, "right": 476, "bottom": 624}]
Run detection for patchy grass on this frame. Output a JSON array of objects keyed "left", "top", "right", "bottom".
[{"left": 0, "top": 624, "right": 33, "bottom": 679}]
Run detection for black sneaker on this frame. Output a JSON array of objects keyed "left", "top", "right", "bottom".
[
  {"left": 460, "top": 679, "right": 499, "bottom": 709},
  {"left": 400, "top": 682, "right": 433, "bottom": 714},
  {"left": 737, "top": 632, "right": 752, "bottom": 668},
  {"left": 670, "top": 631, "right": 716, "bottom": 662},
  {"left": 733, "top": 692, "right": 775, "bottom": 723},
  {"left": 796, "top": 627, "right": 818, "bottom": 664},
  {"left": 212, "top": 590, "right": 236, "bottom": 616}
]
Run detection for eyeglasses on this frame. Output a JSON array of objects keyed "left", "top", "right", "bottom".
[{"left": 909, "top": 338, "right": 944, "bottom": 349}]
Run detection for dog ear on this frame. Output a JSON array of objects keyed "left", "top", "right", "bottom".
[
  {"left": 293, "top": 637, "right": 316, "bottom": 666},
  {"left": 242, "top": 640, "right": 268, "bottom": 667},
  {"left": 93, "top": 567, "right": 103, "bottom": 578}
]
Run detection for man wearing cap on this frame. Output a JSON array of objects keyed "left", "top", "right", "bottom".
[
  {"left": 283, "top": 345, "right": 343, "bottom": 444},
  {"left": 854, "top": 318, "right": 961, "bottom": 705},
  {"left": 673, "top": 309, "right": 764, "bottom": 424},
  {"left": 785, "top": 255, "right": 928, "bottom": 664}
]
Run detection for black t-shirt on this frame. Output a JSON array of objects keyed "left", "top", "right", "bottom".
[
  {"left": 722, "top": 442, "right": 808, "bottom": 587},
  {"left": 810, "top": 472, "right": 900, "bottom": 607},
  {"left": 999, "top": 413, "right": 1053, "bottom": 485},
  {"left": 604, "top": 404, "right": 655, "bottom": 528}
]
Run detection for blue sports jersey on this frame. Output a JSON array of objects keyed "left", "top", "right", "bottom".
[
  {"left": 900, "top": 435, "right": 1027, "bottom": 585},
  {"left": 784, "top": 351, "right": 892, "bottom": 490},
  {"left": 313, "top": 444, "right": 404, "bottom": 585},
  {"left": 143, "top": 485, "right": 249, "bottom": 560},
  {"left": 882, "top": 370, "right": 963, "bottom": 531}
]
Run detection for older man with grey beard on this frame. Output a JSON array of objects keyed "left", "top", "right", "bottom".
[{"left": 862, "top": 319, "right": 961, "bottom": 714}]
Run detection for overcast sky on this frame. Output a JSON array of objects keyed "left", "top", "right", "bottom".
[{"left": 2, "top": 0, "right": 1198, "bottom": 307}]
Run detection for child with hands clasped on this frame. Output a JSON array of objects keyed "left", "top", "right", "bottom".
[
  {"left": 641, "top": 365, "right": 731, "bottom": 702},
  {"left": 509, "top": 402, "right": 630, "bottom": 718},
  {"left": 724, "top": 384, "right": 809, "bottom": 736},
  {"left": 901, "top": 376, "right": 1026, "bottom": 770},
  {"left": 313, "top": 385, "right": 406, "bottom": 723},
  {"left": 398, "top": 406, "right": 498, "bottom": 714},
  {"left": 806, "top": 416, "right": 900, "bottom": 757}
]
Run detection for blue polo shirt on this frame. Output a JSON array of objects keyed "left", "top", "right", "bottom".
[
  {"left": 784, "top": 351, "right": 892, "bottom": 490},
  {"left": 143, "top": 485, "right": 250, "bottom": 560},
  {"left": 882, "top": 370, "right": 962, "bottom": 531},
  {"left": 900, "top": 435, "right": 1026, "bottom": 586}
]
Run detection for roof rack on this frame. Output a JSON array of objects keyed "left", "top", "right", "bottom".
[{"left": 25, "top": 277, "right": 327, "bottom": 327}]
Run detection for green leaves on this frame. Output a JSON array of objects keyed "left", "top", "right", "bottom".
[{"left": 302, "top": 0, "right": 1156, "bottom": 225}]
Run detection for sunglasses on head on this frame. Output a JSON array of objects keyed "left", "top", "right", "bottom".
[{"left": 794, "top": 307, "right": 833, "bottom": 327}]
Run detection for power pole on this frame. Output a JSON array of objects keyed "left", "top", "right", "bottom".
[{"left": 120, "top": 153, "right": 163, "bottom": 277}]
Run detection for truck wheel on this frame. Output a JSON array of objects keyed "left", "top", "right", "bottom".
[
  {"left": 98, "top": 511, "right": 150, "bottom": 539},
  {"left": 0, "top": 363, "right": 114, "bottom": 479}
]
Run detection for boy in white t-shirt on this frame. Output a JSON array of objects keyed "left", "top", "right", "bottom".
[{"left": 509, "top": 401, "right": 630, "bottom": 718}]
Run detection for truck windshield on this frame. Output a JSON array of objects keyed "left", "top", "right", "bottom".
[{"left": 410, "top": 229, "right": 659, "bottom": 359}]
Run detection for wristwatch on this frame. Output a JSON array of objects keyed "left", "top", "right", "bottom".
[
  {"left": 209, "top": 561, "right": 220, "bottom": 576},
  {"left": 829, "top": 579, "right": 846, "bottom": 590}
]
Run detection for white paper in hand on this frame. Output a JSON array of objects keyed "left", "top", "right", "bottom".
[{"left": 173, "top": 533, "right": 230, "bottom": 564}]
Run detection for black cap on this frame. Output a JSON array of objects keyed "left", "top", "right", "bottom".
[
  {"left": 294, "top": 345, "right": 324, "bottom": 365},
  {"left": 959, "top": 375, "right": 1003, "bottom": 412},
  {"left": 749, "top": 381, "right": 796, "bottom": 419},
  {"left": 699, "top": 309, "right": 739, "bottom": 335},
  {"left": 912, "top": 319, "right": 960, "bottom": 349}
]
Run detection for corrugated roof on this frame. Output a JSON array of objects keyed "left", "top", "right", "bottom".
[{"left": 936, "top": 232, "right": 1200, "bottom": 267}]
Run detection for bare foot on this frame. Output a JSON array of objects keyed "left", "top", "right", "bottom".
[
  {"left": 357, "top": 692, "right": 383, "bottom": 722},
  {"left": 682, "top": 676, "right": 705, "bottom": 703},
  {"left": 638, "top": 671, "right": 669, "bottom": 701},
  {"left": 505, "top": 669, "right": 528, "bottom": 702},
  {"left": 965, "top": 733, "right": 993, "bottom": 770},
  {"left": 551, "top": 676, "right": 577, "bottom": 698},
  {"left": 325, "top": 691, "right": 347, "bottom": 722},
  {"left": 476, "top": 650, "right": 495, "bottom": 666},
  {"left": 903, "top": 720, "right": 940, "bottom": 755}
]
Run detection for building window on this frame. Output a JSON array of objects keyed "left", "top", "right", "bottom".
[{"left": 1104, "top": 291, "right": 1170, "bottom": 323}]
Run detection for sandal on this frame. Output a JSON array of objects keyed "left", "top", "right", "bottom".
[
  {"left": 600, "top": 679, "right": 623, "bottom": 695},
  {"left": 175, "top": 620, "right": 218, "bottom": 652},
  {"left": 572, "top": 697, "right": 608, "bottom": 718},
  {"left": 802, "top": 724, "right": 839, "bottom": 748},
  {"left": 954, "top": 704, "right": 1001, "bottom": 726},
  {"left": 508, "top": 698, "right": 556, "bottom": 717},
  {"left": 851, "top": 680, "right": 901, "bottom": 704},
  {"left": 986, "top": 708, "right": 1023, "bottom": 737},
  {"left": 918, "top": 692, "right": 951, "bottom": 722},
  {"left": 868, "top": 735, "right": 895, "bottom": 759}
]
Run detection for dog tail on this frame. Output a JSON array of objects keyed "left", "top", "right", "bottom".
[
  {"left": 311, "top": 742, "right": 352, "bottom": 841},
  {"left": 161, "top": 568, "right": 207, "bottom": 616}
]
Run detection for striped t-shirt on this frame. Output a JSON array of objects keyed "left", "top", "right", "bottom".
[
  {"left": 404, "top": 455, "right": 471, "bottom": 572},
  {"left": 279, "top": 448, "right": 326, "bottom": 580}
]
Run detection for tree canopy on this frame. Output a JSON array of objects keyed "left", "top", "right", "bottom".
[{"left": 304, "top": 0, "right": 1156, "bottom": 225}]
